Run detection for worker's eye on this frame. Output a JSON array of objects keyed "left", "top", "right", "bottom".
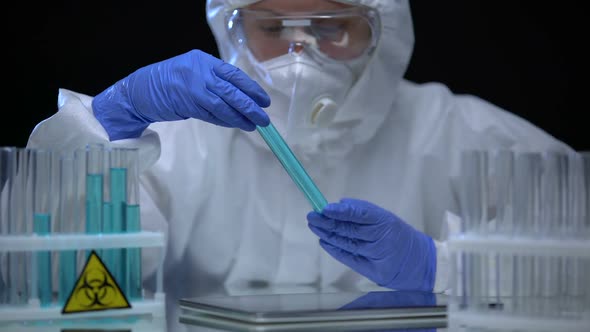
[
  {"left": 310, "top": 24, "right": 344, "bottom": 41},
  {"left": 312, "top": 18, "right": 350, "bottom": 40},
  {"left": 258, "top": 20, "right": 283, "bottom": 35}
]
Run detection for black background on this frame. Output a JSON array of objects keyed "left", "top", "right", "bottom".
[{"left": 3, "top": 1, "right": 586, "bottom": 150}]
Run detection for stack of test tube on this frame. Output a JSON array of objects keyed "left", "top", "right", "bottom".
[
  {"left": 447, "top": 149, "right": 590, "bottom": 332},
  {"left": 0, "top": 145, "right": 165, "bottom": 325},
  {"left": 85, "top": 144, "right": 144, "bottom": 300}
]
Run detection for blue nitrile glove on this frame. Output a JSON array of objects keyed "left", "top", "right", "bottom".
[
  {"left": 307, "top": 198, "right": 436, "bottom": 291},
  {"left": 92, "top": 49, "right": 271, "bottom": 141}
]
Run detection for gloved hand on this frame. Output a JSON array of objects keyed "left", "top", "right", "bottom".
[
  {"left": 92, "top": 49, "right": 271, "bottom": 141},
  {"left": 307, "top": 198, "right": 436, "bottom": 291}
]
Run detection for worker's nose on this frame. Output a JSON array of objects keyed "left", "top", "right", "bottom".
[{"left": 288, "top": 41, "right": 306, "bottom": 55}]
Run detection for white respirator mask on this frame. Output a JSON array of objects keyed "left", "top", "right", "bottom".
[{"left": 254, "top": 47, "right": 357, "bottom": 144}]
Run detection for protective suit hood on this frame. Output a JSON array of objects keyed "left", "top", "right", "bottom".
[{"left": 206, "top": 0, "right": 414, "bottom": 157}]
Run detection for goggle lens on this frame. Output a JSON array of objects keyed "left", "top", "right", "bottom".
[{"left": 227, "top": 7, "right": 380, "bottom": 62}]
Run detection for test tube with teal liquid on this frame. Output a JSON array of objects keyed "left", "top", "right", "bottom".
[
  {"left": 108, "top": 147, "right": 128, "bottom": 285},
  {"left": 123, "top": 148, "right": 142, "bottom": 300},
  {"left": 100, "top": 148, "right": 113, "bottom": 274},
  {"left": 32, "top": 149, "right": 53, "bottom": 306},
  {"left": 256, "top": 123, "right": 328, "bottom": 213},
  {"left": 57, "top": 153, "right": 79, "bottom": 304},
  {"left": 85, "top": 144, "right": 104, "bottom": 258}
]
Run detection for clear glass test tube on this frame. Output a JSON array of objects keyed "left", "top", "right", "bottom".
[
  {"left": 459, "top": 150, "right": 489, "bottom": 308},
  {"left": 32, "top": 149, "right": 54, "bottom": 306},
  {"left": 494, "top": 150, "right": 514, "bottom": 235},
  {"left": 513, "top": 152, "right": 542, "bottom": 236},
  {"left": 492, "top": 149, "right": 515, "bottom": 304},
  {"left": 124, "top": 148, "right": 142, "bottom": 300},
  {"left": 538, "top": 152, "right": 563, "bottom": 297},
  {"left": 5, "top": 147, "right": 33, "bottom": 305},
  {"left": 551, "top": 152, "right": 569, "bottom": 299},
  {"left": 17, "top": 148, "right": 35, "bottom": 305},
  {"left": 565, "top": 153, "right": 585, "bottom": 297},
  {"left": 581, "top": 152, "right": 590, "bottom": 307},
  {"left": 459, "top": 150, "right": 489, "bottom": 234},
  {"left": 512, "top": 152, "right": 542, "bottom": 314},
  {"left": 582, "top": 152, "right": 590, "bottom": 236},
  {"left": 0, "top": 147, "right": 18, "bottom": 304},
  {"left": 57, "top": 153, "right": 78, "bottom": 304},
  {"left": 256, "top": 123, "right": 328, "bottom": 213}
]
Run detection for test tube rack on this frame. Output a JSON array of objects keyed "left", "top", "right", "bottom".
[
  {"left": 447, "top": 149, "right": 590, "bottom": 332},
  {"left": 447, "top": 234, "right": 590, "bottom": 332},
  {"left": 0, "top": 231, "right": 166, "bottom": 325}
]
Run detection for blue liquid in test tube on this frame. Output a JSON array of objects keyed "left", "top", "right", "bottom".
[
  {"left": 123, "top": 148, "right": 142, "bottom": 300},
  {"left": 32, "top": 149, "right": 54, "bottom": 306},
  {"left": 58, "top": 154, "right": 79, "bottom": 305},
  {"left": 125, "top": 204, "right": 142, "bottom": 300},
  {"left": 101, "top": 200, "right": 111, "bottom": 260},
  {"left": 256, "top": 123, "right": 328, "bottom": 213},
  {"left": 86, "top": 174, "right": 103, "bottom": 235},
  {"left": 85, "top": 144, "right": 104, "bottom": 261},
  {"left": 33, "top": 213, "right": 52, "bottom": 306},
  {"left": 109, "top": 166, "right": 127, "bottom": 284},
  {"left": 58, "top": 250, "right": 76, "bottom": 305}
]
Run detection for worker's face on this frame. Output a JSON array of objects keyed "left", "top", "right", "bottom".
[{"left": 238, "top": 0, "right": 375, "bottom": 62}]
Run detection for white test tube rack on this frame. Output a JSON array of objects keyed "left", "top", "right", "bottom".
[
  {"left": 447, "top": 233, "right": 590, "bottom": 332},
  {"left": 0, "top": 231, "right": 166, "bottom": 323}
]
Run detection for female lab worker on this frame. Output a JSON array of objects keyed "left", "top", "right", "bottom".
[{"left": 27, "top": 0, "right": 571, "bottom": 302}]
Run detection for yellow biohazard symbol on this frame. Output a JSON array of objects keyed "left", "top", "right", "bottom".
[{"left": 61, "top": 250, "right": 131, "bottom": 314}]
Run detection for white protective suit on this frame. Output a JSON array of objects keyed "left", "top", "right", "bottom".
[{"left": 27, "top": 0, "right": 572, "bottom": 306}]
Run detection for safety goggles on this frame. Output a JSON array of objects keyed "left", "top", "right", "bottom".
[{"left": 225, "top": 5, "right": 381, "bottom": 62}]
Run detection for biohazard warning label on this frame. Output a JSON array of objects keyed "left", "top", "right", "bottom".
[{"left": 61, "top": 250, "right": 131, "bottom": 314}]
